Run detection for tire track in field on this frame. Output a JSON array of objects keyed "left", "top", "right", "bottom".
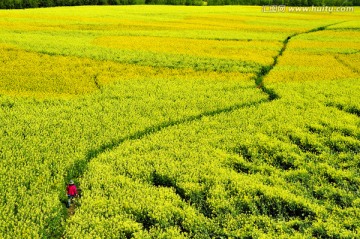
[
  {"left": 325, "top": 102, "right": 360, "bottom": 118},
  {"left": 93, "top": 74, "right": 101, "bottom": 90},
  {"left": 63, "top": 21, "right": 345, "bottom": 220},
  {"left": 334, "top": 55, "right": 360, "bottom": 74}
]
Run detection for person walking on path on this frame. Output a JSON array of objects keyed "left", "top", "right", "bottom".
[{"left": 66, "top": 180, "right": 78, "bottom": 208}]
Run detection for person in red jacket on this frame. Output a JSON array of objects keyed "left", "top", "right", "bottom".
[{"left": 66, "top": 180, "right": 78, "bottom": 208}]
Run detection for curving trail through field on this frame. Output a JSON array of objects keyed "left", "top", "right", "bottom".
[
  {"left": 255, "top": 21, "right": 346, "bottom": 98},
  {"left": 64, "top": 21, "right": 346, "bottom": 220}
]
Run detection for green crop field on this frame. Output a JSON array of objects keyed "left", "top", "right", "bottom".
[{"left": 0, "top": 5, "right": 359, "bottom": 238}]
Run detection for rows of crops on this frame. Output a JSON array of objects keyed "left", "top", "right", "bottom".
[{"left": 0, "top": 6, "right": 359, "bottom": 238}]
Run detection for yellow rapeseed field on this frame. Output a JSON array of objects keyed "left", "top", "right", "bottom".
[{"left": 0, "top": 5, "right": 359, "bottom": 239}]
